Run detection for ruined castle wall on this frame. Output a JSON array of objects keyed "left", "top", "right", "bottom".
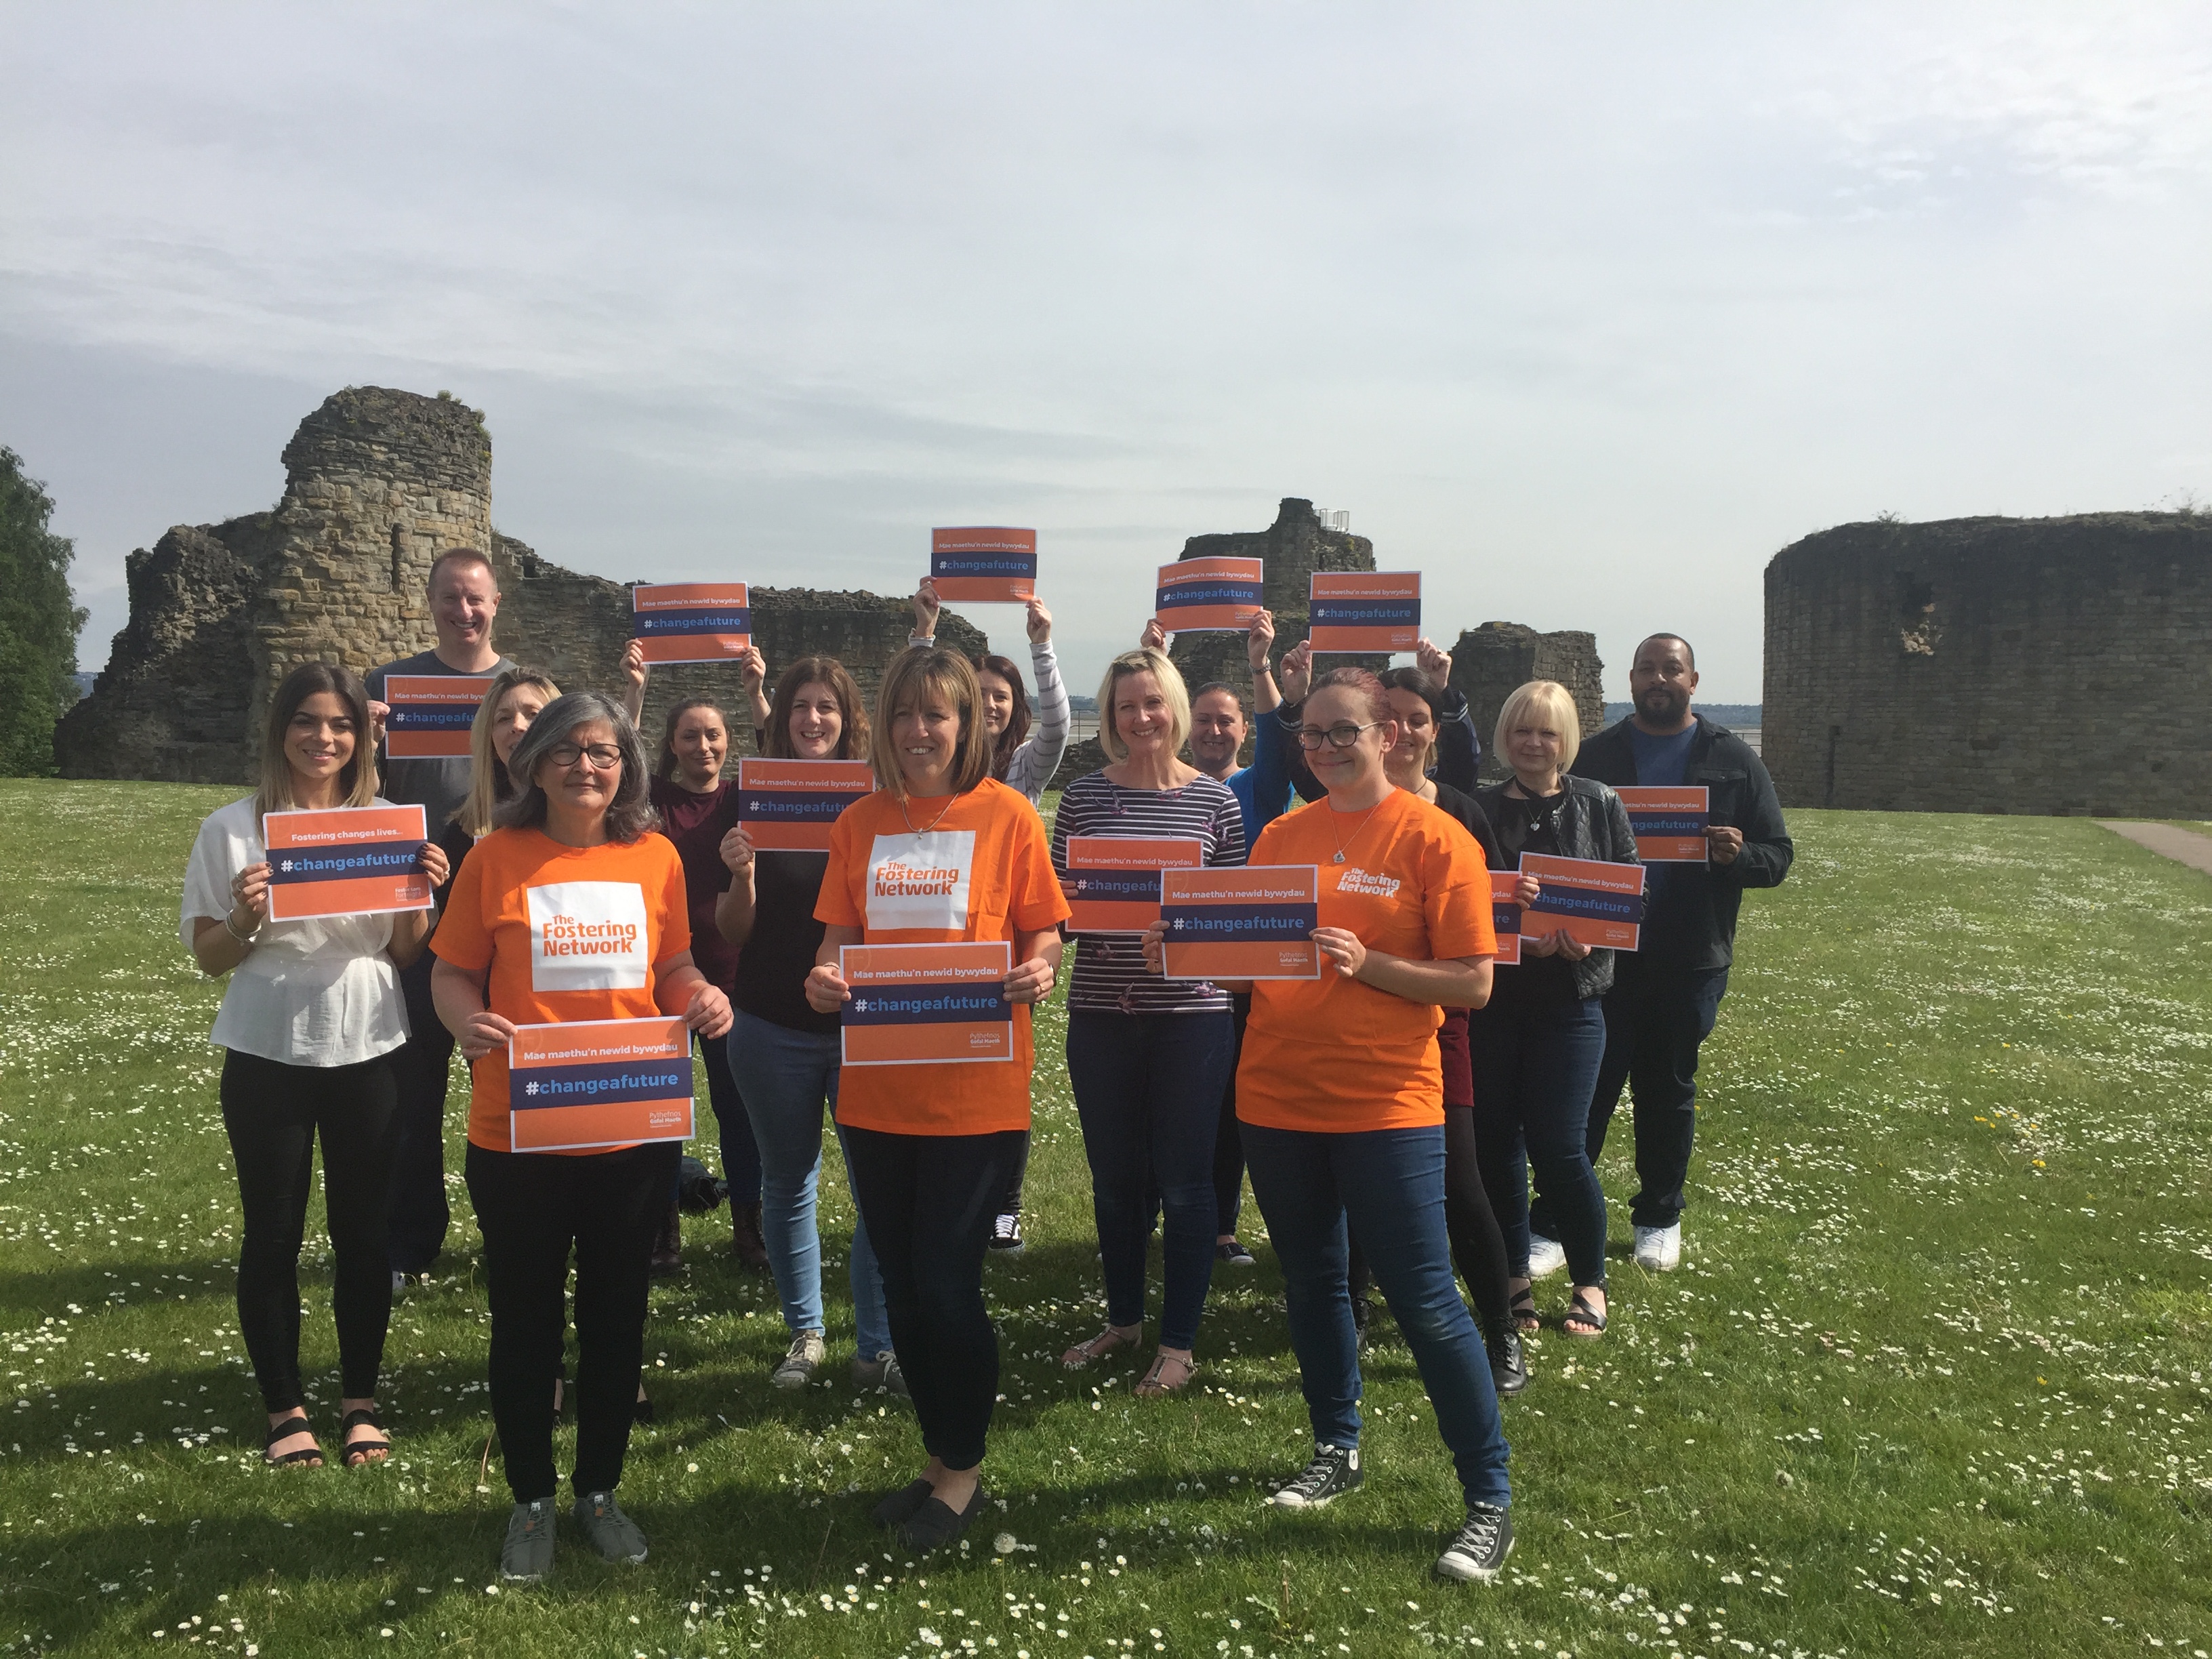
[
  {"left": 1448, "top": 623, "right": 1606, "bottom": 777},
  {"left": 1763, "top": 513, "right": 2212, "bottom": 815}
]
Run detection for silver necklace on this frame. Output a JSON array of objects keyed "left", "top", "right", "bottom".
[
  {"left": 1328, "top": 800, "right": 1384, "bottom": 864},
  {"left": 899, "top": 787, "right": 965, "bottom": 836}
]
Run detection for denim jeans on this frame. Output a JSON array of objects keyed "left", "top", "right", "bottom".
[
  {"left": 1468, "top": 994, "right": 1609, "bottom": 1287},
  {"left": 726, "top": 1009, "right": 890, "bottom": 1358},
  {"left": 1240, "top": 1121, "right": 1511, "bottom": 1510},
  {"left": 842, "top": 1124, "right": 1028, "bottom": 1473},
  {"left": 1586, "top": 960, "right": 1729, "bottom": 1229},
  {"left": 1066, "top": 1009, "right": 1234, "bottom": 1350}
]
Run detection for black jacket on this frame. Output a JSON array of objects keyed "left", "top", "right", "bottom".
[
  {"left": 1570, "top": 716, "right": 1791, "bottom": 972},
  {"left": 1473, "top": 774, "right": 1639, "bottom": 1000}
]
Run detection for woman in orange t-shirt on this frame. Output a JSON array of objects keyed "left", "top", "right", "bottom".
[
  {"left": 430, "top": 692, "right": 732, "bottom": 1584},
  {"left": 1143, "top": 667, "right": 1515, "bottom": 1584},
  {"left": 806, "top": 648, "right": 1069, "bottom": 1555}
]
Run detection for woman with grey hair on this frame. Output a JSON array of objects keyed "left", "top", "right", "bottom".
[{"left": 431, "top": 691, "right": 732, "bottom": 1584}]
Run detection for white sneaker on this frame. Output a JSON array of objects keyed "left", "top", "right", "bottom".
[
  {"left": 1525, "top": 1235, "right": 1567, "bottom": 1279},
  {"left": 771, "top": 1330, "right": 826, "bottom": 1390},
  {"left": 1634, "top": 1223, "right": 1682, "bottom": 1271}
]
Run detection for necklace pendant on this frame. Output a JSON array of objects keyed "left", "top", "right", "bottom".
[{"left": 1332, "top": 851, "right": 1345, "bottom": 863}]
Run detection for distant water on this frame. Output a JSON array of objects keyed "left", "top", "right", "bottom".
[{"left": 1603, "top": 701, "right": 1759, "bottom": 727}]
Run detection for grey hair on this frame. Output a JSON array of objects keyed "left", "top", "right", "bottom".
[{"left": 493, "top": 691, "right": 660, "bottom": 842}]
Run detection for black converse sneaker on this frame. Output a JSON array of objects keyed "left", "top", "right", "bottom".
[
  {"left": 1270, "top": 1443, "right": 1362, "bottom": 1509},
  {"left": 1435, "top": 1503, "right": 1513, "bottom": 1582},
  {"left": 987, "top": 1212, "right": 1025, "bottom": 1256}
]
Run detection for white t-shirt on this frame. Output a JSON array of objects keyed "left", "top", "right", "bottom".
[{"left": 180, "top": 796, "right": 411, "bottom": 1067}]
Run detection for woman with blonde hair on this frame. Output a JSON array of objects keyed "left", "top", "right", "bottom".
[
  {"left": 804, "top": 647, "right": 1069, "bottom": 1553},
  {"left": 1469, "top": 681, "right": 1639, "bottom": 1342},
  {"left": 1054, "top": 647, "right": 1245, "bottom": 1395},
  {"left": 182, "top": 662, "right": 448, "bottom": 1471}
]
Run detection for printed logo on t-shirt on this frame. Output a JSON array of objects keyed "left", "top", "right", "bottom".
[
  {"left": 527, "top": 881, "right": 651, "bottom": 992},
  {"left": 1336, "top": 865, "right": 1402, "bottom": 900},
  {"left": 863, "top": 830, "right": 977, "bottom": 932}
]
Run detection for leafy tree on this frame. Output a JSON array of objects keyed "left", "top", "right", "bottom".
[{"left": 0, "top": 448, "right": 87, "bottom": 775}]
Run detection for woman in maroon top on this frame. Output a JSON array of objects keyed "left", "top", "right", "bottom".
[{"left": 621, "top": 642, "right": 769, "bottom": 1272}]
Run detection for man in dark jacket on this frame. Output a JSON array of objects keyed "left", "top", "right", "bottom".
[{"left": 1555, "top": 632, "right": 1791, "bottom": 1272}]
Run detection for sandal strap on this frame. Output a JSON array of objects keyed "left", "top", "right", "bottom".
[
  {"left": 265, "top": 1412, "right": 314, "bottom": 1447},
  {"left": 340, "top": 1408, "right": 384, "bottom": 1432}
]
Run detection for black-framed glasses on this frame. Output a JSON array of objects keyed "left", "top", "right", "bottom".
[
  {"left": 1295, "top": 721, "right": 1380, "bottom": 751},
  {"left": 548, "top": 741, "right": 623, "bottom": 771}
]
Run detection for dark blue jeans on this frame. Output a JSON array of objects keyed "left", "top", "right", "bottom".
[
  {"left": 1240, "top": 1121, "right": 1511, "bottom": 1510},
  {"left": 1467, "top": 993, "right": 1609, "bottom": 1288},
  {"left": 1586, "top": 960, "right": 1728, "bottom": 1229},
  {"left": 1066, "top": 1009, "right": 1234, "bottom": 1350}
]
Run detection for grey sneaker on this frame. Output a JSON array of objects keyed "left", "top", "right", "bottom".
[
  {"left": 772, "top": 1330, "right": 826, "bottom": 1391},
  {"left": 572, "top": 1490, "right": 647, "bottom": 1563},
  {"left": 851, "top": 1350, "right": 911, "bottom": 1399},
  {"left": 499, "top": 1498, "right": 554, "bottom": 1582}
]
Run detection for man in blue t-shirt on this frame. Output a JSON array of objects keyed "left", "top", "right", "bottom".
[{"left": 1551, "top": 633, "right": 1793, "bottom": 1274}]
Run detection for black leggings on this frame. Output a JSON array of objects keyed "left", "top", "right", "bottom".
[
  {"left": 219, "top": 1048, "right": 401, "bottom": 1414},
  {"left": 1347, "top": 1105, "right": 1511, "bottom": 1334},
  {"left": 844, "top": 1125, "right": 1026, "bottom": 1472},
  {"left": 466, "top": 1139, "right": 676, "bottom": 1502}
]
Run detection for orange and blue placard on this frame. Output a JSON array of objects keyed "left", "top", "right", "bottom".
[
  {"left": 1615, "top": 787, "right": 1710, "bottom": 863},
  {"left": 1155, "top": 556, "right": 1265, "bottom": 632},
  {"left": 737, "top": 758, "right": 874, "bottom": 852},
  {"left": 1490, "top": 870, "right": 1522, "bottom": 966},
  {"left": 1308, "top": 572, "right": 1420, "bottom": 653},
  {"left": 930, "top": 528, "right": 1037, "bottom": 603},
  {"left": 384, "top": 675, "right": 493, "bottom": 760},
  {"left": 506, "top": 1016, "right": 695, "bottom": 1153},
  {"left": 1160, "top": 865, "right": 1321, "bottom": 981},
  {"left": 840, "top": 942, "right": 1015, "bottom": 1066},
  {"left": 264, "top": 804, "right": 433, "bottom": 922},
  {"left": 1065, "top": 836, "right": 1204, "bottom": 934},
  {"left": 632, "top": 582, "right": 752, "bottom": 665},
  {"left": 1517, "top": 852, "right": 1645, "bottom": 951}
]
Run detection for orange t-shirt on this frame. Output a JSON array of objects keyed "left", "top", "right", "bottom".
[
  {"left": 814, "top": 779, "right": 1071, "bottom": 1134},
  {"left": 430, "top": 827, "right": 692, "bottom": 1153},
  {"left": 1235, "top": 790, "right": 1496, "bottom": 1133}
]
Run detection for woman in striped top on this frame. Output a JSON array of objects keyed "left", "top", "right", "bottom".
[{"left": 1052, "top": 647, "right": 1246, "bottom": 1395}]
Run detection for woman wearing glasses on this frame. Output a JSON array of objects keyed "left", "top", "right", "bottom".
[
  {"left": 1144, "top": 666, "right": 1515, "bottom": 1584},
  {"left": 431, "top": 693, "right": 733, "bottom": 1584}
]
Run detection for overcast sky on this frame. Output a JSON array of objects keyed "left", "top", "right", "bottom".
[{"left": 7, "top": 3, "right": 2210, "bottom": 700}]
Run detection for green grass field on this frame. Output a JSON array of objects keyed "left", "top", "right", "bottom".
[{"left": 2, "top": 780, "right": 2209, "bottom": 1658}]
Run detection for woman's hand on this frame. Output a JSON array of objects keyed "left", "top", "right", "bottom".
[
  {"left": 367, "top": 701, "right": 390, "bottom": 750},
  {"left": 911, "top": 579, "right": 941, "bottom": 640},
  {"left": 1139, "top": 617, "right": 1168, "bottom": 652},
  {"left": 1024, "top": 596, "right": 1053, "bottom": 644},
  {"left": 1551, "top": 930, "right": 1592, "bottom": 961},
  {"left": 455, "top": 1009, "right": 517, "bottom": 1062},
  {"left": 685, "top": 982, "right": 734, "bottom": 1040},
  {"left": 805, "top": 962, "right": 852, "bottom": 1014},
  {"left": 416, "top": 841, "right": 450, "bottom": 887},
  {"left": 1513, "top": 872, "right": 1542, "bottom": 907},
  {"left": 230, "top": 861, "right": 272, "bottom": 931},
  {"left": 1313, "top": 926, "right": 1367, "bottom": 979},
  {"left": 1140, "top": 918, "right": 1169, "bottom": 975},
  {"left": 1414, "top": 637, "right": 1452, "bottom": 686},
  {"left": 719, "top": 825, "right": 757, "bottom": 878},
  {"left": 620, "top": 638, "right": 647, "bottom": 691},
  {"left": 739, "top": 644, "right": 769, "bottom": 697},
  {"left": 1277, "top": 640, "right": 1314, "bottom": 703},
  {"left": 1004, "top": 955, "right": 1057, "bottom": 1004},
  {"left": 1246, "top": 609, "right": 1277, "bottom": 672}
]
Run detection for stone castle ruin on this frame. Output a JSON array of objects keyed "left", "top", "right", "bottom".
[
  {"left": 1762, "top": 512, "right": 2212, "bottom": 815},
  {"left": 58, "top": 388, "right": 1603, "bottom": 789}
]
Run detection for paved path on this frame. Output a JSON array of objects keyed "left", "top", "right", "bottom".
[{"left": 2099, "top": 820, "right": 2212, "bottom": 875}]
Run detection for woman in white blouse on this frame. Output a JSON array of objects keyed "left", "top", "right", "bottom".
[{"left": 182, "top": 663, "right": 447, "bottom": 1471}]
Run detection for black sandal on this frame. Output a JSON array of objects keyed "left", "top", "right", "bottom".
[
  {"left": 264, "top": 1413, "right": 323, "bottom": 1469},
  {"left": 1508, "top": 1283, "right": 1540, "bottom": 1334},
  {"left": 896, "top": 1483, "right": 988, "bottom": 1554},
  {"left": 339, "top": 1408, "right": 390, "bottom": 1467},
  {"left": 1563, "top": 1292, "right": 1608, "bottom": 1338}
]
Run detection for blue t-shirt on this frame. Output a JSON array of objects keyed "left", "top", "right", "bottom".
[{"left": 1626, "top": 721, "right": 1700, "bottom": 909}]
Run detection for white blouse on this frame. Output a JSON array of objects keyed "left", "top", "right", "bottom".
[{"left": 180, "top": 795, "right": 411, "bottom": 1067}]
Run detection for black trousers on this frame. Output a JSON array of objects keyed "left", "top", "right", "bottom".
[
  {"left": 1586, "top": 960, "right": 1729, "bottom": 1229},
  {"left": 384, "top": 968, "right": 455, "bottom": 1275},
  {"left": 1212, "top": 994, "right": 1251, "bottom": 1234},
  {"left": 465, "top": 1139, "right": 677, "bottom": 1502},
  {"left": 219, "top": 1048, "right": 400, "bottom": 1414},
  {"left": 1346, "top": 1105, "right": 1511, "bottom": 1334},
  {"left": 842, "top": 1124, "right": 1026, "bottom": 1472}
]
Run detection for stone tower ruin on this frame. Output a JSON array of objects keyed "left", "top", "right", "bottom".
[
  {"left": 1446, "top": 622, "right": 1605, "bottom": 777},
  {"left": 1762, "top": 512, "right": 2212, "bottom": 815}
]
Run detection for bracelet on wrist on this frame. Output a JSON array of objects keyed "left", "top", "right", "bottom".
[{"left": 224, "top": 909, "right": 261, "bottom": 945}]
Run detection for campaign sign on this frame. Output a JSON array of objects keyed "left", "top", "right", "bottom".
[
  {"left": 1490, "top": 871, "right": 1522, "bottom": 967},
  {"left": 1308, "top": 571, "right": 1421, "bottom": 653},
  {"left": 1517, "top": 852, "right": 1645, "bottom": 951},
  {"left": 632, "top": 582, "right": 752, "bottom": 665},
  {"left": 507, "top": 1016, "right": 695, "bottom": 1153},
  {"left": 1160, "top": 865, "right": 1321, "bottom": 981},
  {"left": 1065, "top": 836, "right": 1204, "bottom": 935},
  {"left": 1155, "top": 556, "right": 1265, "bottom": 633},
  {"left": 384, "top": 675, "right": 494, "bottom": 760},
  {"left": 264, "top": 804, "right": 432, "bottom": 922},
  {"left": 737, "top": 758, "right": 875, "bottom": 852},
  {"left": 1616, "top": 786, "right": 1711, "bottom": 863},
  {"left": 930, "top": 527, "right": 1038, "bottom": 603},
  {"left": 840, "top": 941, "right": 1015, "bottom": 1066}
]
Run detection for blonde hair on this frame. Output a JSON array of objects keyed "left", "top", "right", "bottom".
[
  {"left": 869, "top": 648, "right": 996, "bottom": 800},
  {"left": 1094, "top": 647, "right": 1191, "bottom": 764},
  {"left": 453, "top": 667, "right": 561, "bottom": 836},
  {"left": 255, "top": 663, "right": 380, "bottom": 819},
  {"left": 1494, "top": 680, "right": 1582, "bottom": 771}
]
